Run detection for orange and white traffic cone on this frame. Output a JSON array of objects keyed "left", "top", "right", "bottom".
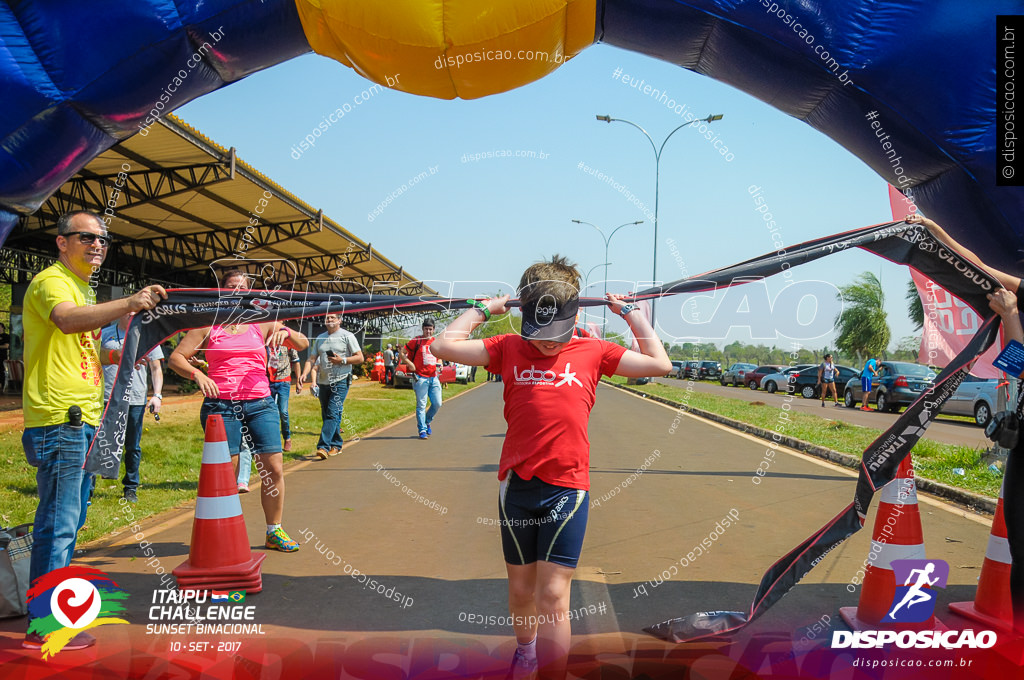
[
  {"left": 949, "top": 478, "right": 1013, "bottom": 632},
  {"left": 173, "top": 414, "right": 265, "bottom": 593},
  {"left": 840, "top": 456, "right": 946, "bottom": 631}
]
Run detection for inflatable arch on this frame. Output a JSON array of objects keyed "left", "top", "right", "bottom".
[{"left": 1, "top": 1, "right": 1018, "bottom": 268}]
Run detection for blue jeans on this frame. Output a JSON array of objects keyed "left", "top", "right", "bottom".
[
  {"left": 122, "top": 404, "right": 145, "bottom": 492},
  {"left": 317, "top": 378, "right": 350, "bottom": 450},
  {"left": 412, "top": 375, "right": 442, "bottom": 433},
  {"left": 269, "top": 381, "right": 291, "bottom": 440},
  {"left": 23, "top": 422, "right": 96, "bottom": 586}
]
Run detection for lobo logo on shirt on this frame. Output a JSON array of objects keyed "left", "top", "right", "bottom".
[{"left": 513, "top": 363, "right": 582, "bottom": 387}]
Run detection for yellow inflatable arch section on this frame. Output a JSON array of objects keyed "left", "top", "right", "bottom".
[{"left": 295, "top": 0, "right": 597, "bottom": 99}]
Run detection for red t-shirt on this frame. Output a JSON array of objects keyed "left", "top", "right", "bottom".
[
  {"left": 405, "top": 336, "right": 439, "bottom": 377},
  {"left": 483, "top": 334, "right": 627, "bottom": 490}
]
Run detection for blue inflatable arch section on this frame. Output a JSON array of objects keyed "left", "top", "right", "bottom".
[{"left": 1, "top": 1, "right": 1019, "bottom": 269}]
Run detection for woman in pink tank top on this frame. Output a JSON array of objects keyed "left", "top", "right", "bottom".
[{"left": 168, "top": 270, "right": 309, "bottom": 553}]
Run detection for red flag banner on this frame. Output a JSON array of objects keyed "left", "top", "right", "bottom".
[{"left": 912, "top": 269, "right": 1002, "bottom": 378}]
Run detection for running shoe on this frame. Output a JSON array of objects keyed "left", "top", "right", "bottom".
[
  {"left": 265, "top": 527, "right": 300, "bottom": 552},
  {"left": 426, "top": 424, "right": 432, "bottom": 436},
  {"left": 860, "top": 406, "right": 873, "bottom": 412},
  {"left": 419, "top": 430, "right": 428, "bottom": 439},
  {"left": 316, "top": 448, "right": 329, "bottom": 460},
  {"left": 237, "top": 482, "right": 249, "bottom": 494},
  {"left": 123, "top": 488, "right": 138, "bottom": 503},
  {"left": 23, "top": 630, "right": 95, "bottom": 650},
  {"left": 505, "top": 649, "right": 538, "bottom": 680}
]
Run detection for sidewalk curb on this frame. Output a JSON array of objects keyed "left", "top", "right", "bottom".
[{"left": 601, "top": 380, "right": 997, "bottom": 516}]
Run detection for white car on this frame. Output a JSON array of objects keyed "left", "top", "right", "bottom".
[
  {"left": 758, "top": 365, "right": 815, "bottom": 393},
  {"left": 454, "top": 364, "right": 471, "bottom": 384}
]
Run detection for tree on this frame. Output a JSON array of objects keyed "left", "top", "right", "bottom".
[
  {"left": 834, "top": 271, "right": 891, "bottom": 363},
  {"left": 894, "top": 335, "right": 921, "bottom": 362},
  {"left": 906, "top": 278, "right": 924, "bottom": 331},
  {"left": 471, "top": 310, "right": 521, "bottom": 339},
  {"left": 604, "top": 332, "right": 629, "bottom": 348}
]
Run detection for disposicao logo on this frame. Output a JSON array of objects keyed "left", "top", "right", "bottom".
[
  {"left": 26, "top": 566, "right": 129, "bottom": 658},
  {"left": 832, "top": 558, "right": 997, "bottom": 650}
]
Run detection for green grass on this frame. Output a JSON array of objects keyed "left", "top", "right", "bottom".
[
  {"left": 606, "top": 376, "right": 1002, "bottom": 499},
  {"left": 0, "top": 372, "right": 485, "bottom": 544}
]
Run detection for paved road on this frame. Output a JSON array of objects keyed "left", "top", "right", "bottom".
[
  {"left": 651, "top": 376, "right": 992, "bottom": 449},
  {"left": 0, "top": 382, "right": 999, "bottom": 677}
]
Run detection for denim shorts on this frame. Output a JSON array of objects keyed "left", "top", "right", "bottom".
[{"left": 200, "top": 396, "right": 282, "bottom": 455}]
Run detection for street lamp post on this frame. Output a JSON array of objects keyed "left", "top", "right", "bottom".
[
  {"left": 595, "top": 113, "right": 723, "bottom": 330},
  {"left": 572, "top": 219, "right": 643, "bottom": 332},
  {"left": 584, "top": 262, "right": 612, "bottom": 291}
]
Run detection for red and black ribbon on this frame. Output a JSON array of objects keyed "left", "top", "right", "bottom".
[{"left": 87, "top": 221, "right": 1006, "bottom": 643}]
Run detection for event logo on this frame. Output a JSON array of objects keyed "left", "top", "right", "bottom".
[
  {"left": 26, "top": 566, "right": 129, "bottom": 658},
  {"left": 884, "top": 558, "right": 948, "bottom": 623}
]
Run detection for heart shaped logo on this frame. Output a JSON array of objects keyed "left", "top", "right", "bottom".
[
  {"left": 56, "top": 588, "right": 95, "bottom": 627},
  {"left": 49, "top": 579, "right": 100, "bottom": 629}
]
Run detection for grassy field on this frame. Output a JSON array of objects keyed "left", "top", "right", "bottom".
[
  {"left": 1, "top": 372, "right": 484, "bottom": 544},
  {"left": 605, "top": 376, "right": 1003, "bottom": 499}
]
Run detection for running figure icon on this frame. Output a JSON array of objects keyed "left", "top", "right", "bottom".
[{"left": 887, "top": 562, "right": 940, "bottom": 619}]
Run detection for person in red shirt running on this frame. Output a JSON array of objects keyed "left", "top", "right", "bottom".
[
  {"left": 431, "top": 255, "right": 671, "bottom": 680},
  {"left": 401, "top": 318, "right": 442, "bottom": 439}
]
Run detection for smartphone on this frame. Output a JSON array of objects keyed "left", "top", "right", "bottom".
[{"left": 326, "top": 350, "right": 338, "bottom": 358}]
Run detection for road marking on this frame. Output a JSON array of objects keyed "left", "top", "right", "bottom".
[{"left": 603, "top": 384, "right": 992, "bottom": 527}]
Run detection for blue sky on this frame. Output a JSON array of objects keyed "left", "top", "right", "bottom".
[{"left": 178, "top": 42, "right": 917, "bottom": 352}]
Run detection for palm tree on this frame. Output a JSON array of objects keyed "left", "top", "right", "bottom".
[
  {"left": 835, "top": 271, "right": 891, "bottom": 363},
  {"left": 906, "top": 278, "right": 924, "bottom": 331}
]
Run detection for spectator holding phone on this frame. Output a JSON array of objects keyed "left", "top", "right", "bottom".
[
  {"left": 101, "top": 312, "right": 163, "bottom": 503},
  {"left": 301, "top": 313, "right": 362, "bottom": 459}
]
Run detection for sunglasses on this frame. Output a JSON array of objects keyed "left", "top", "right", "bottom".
[{"left": 62, "top": 231, "right": 111, "bottom": 247}]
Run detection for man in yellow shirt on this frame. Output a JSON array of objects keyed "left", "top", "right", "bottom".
[{"left": 21, "top": 211, "right": 165, "bottom": 650}]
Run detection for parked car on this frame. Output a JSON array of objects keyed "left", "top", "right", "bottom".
[
  {"left": 788, "top": 364, "right": 860, "bottom": 399},
  {"left": 454, "top": 363, "right": 471, "bottom": 384},
  {"left": 697, "top": 360, "right": 722, "bottom": 381},
  {"left": 396, "top": 364, "right": 456, "bottom": 388},
  {"left": 759, "top": 364, "right": 815, "bottom": 393},
  {"left": 721, "top": 362, "right": 757, "bottom": 387},
  {"left": 940, "top": 375, "right": 1004, "bottom": 427},
  {"left": 683, "top": 360, "right": 701, "bottom": 379},
  {"left": 669, "top": 360, "right": 686, "bottom": 378},
  {"left": 743, "top": 365, "right": 787, "bottom": 390},
  {"left": 843, "top": 361, "right": 936, "bottom": 412}
]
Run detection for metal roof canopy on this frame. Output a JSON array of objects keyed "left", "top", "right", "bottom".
[{"left": 2, "top": 114, "right": 435, "bottom": 308}]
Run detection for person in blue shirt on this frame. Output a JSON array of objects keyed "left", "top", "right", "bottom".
[{"left": 860, "top": 356, "right": 879, "bottom": 411}]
